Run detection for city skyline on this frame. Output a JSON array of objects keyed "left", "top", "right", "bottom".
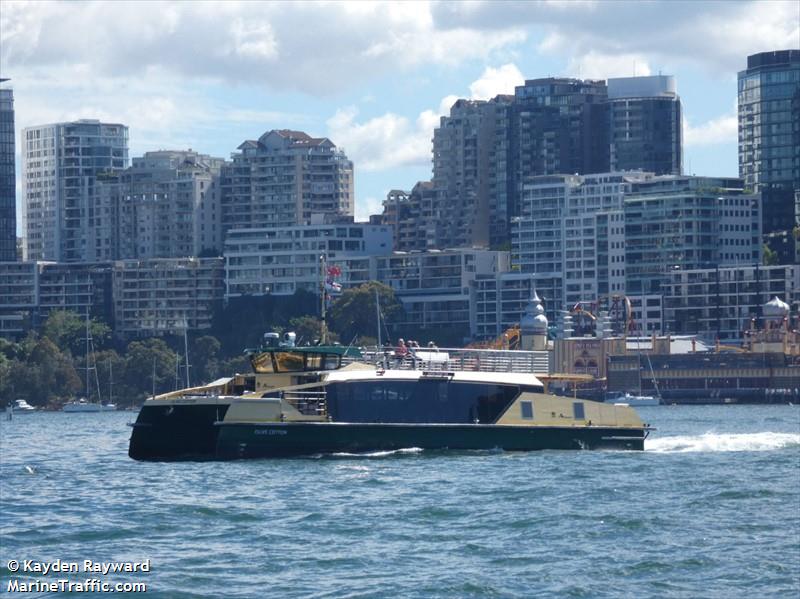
[{"left": 2, "top": 0, "right": 798, "bottom": 226}]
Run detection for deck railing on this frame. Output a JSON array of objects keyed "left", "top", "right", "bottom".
[
  {"left": 278, "top": 390, "right": 328, "bottom": 417},
  {"left": 357, "top": 347, "right": 550, "bottom": 375}
]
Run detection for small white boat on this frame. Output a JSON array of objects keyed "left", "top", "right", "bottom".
[
  {"left": 63, "top": 398, "right": 117, "bottom": 413},
  {"left": 10, "top": 399, "right": 37, "bottom": 413},
  {"left": 605, "top": 392, "right": 661, "bottom": 407}
]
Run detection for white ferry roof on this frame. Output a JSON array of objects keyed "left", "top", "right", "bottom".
[{"left": 324, "top": 368, "right": 543, "bottom": 388}]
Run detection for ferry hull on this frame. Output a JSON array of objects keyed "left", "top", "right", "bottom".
[
  {"left": 128, "top": 402, "right": 230, "bottom": 461},
  {"left": 215, "top": 422, "right": 646, "bottom": 459}
]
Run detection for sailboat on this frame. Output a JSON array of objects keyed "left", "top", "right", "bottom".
[
  {"left": 605, "top": 335, "right": 662, "bottom": 406},
  {"left": 63, "top": 311, "right": 117, "bottom": 412}
]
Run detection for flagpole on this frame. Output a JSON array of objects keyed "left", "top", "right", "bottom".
[{"left": 320, "top": 254, "right": 328, "bottom": 345}]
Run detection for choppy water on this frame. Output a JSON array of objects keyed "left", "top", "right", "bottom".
[{"left": 1, "top": 405, "right": 798, "bottom": 598}]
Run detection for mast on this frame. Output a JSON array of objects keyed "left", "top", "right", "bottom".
[
  {"left": 85, "top": 309, "right": 90, "bottom": 398},
  {"left": 109, "top": 361, "right": 113, "bottom": 406},
  {"left": 183, "top": 322, "right": 190, "bottom": 389},
  {"left": 375, "top": 288, "right": 381, "bottom": 348}
]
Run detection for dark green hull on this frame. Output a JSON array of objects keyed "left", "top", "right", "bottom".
[
  {"left": 215, "top": 422, "right": 646, "bottom": 459},
  {"left": 129, "top": 402, "right": 230, "bottom": 461},
  {"left": 129, "top": 402, "right": 647, "bottom": 461}
]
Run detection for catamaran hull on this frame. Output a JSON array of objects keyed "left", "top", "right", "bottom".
[
  {"left": 215, "top": 422, "right": 646, "bottom": 458},
  {"left": 129, "top": 403, "right": 231, "bottom": 461},
  {"left": 129, "top": 401, "right": 646, "bottom": 461}
]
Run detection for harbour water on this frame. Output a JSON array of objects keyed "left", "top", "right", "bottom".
[{"left": 1, "top": 405, "right": 798, "bottom": 598}]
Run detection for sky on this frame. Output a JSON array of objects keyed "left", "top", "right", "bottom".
[{"left": 2, "top": 0, "right": 799, "bottom": 228}]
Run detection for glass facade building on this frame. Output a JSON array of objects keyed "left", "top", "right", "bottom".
[
  {"left": 737, "top": 49, "right": 800, "bottom": 262},
  {"left": 21, "top": 120, "right": 129, "bottom": 262},
  {"left": 607, "top": 76, "right": 682, "bottom": 176},
  {"left": 0, "top": 80, "right": 15, "bottom": 261}
]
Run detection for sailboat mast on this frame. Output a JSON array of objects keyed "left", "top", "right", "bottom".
[
  {"left": 109, "top": 362, "right": 113, "bottom": 406},
  {"left": 183, "top": 324, "right": 190, "bottom": 389},
  {"left": 85, "top": 310, "right": 90, "bottom": 398},
  {"left": 375, "top": 288, "right": 381, "bottom": 348}
]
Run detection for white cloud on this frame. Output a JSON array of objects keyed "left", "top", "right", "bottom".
[
  {"left": 326, "top": 63, "right": 526, "bottom": 174},
  {"left": 0, "top": 1, "right": 527, "bottom": 95},
  {"left": 355, "top": 196, "right": 384, "bottom": 222},
  {"left": 326, "top": 107, "right": 434, "bottom": 172},
  {"left": 468, "top": 64, "right": 525, "bottom": 100},
  {"left": 684, "top": 113, "right": 738, "bottom": 147},
  {"left": 433, "top": 0, "right": 799, "bottom": 75},
  {"left": 11, "top": 64, "right": 309, "bottom": 158},
  {"left": 565, "top": 51, "right": 651, "bottom": 80}
]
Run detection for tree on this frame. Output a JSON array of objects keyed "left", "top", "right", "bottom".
[
  {"left": 763, "top": 244, "right": 778, "bottom": 266},
  {"left": 288, "top": 315, "right": 338, "bottom": 346},
  {"left": 17, "top": 337, "right": 82, "bottom": 406},
  {"left": 191, "top": 335, "right": 221, "bottom": 384},
  {"left": 329, "top": 282, "right": 403, "bottom": 345},
  {"left": 41, "top": 310, "right": 110, "bottom": 356},
  {"left": 123, "top": 338, "right": 178, "bottom": 401},
  {"left": 212, "top": 290, "right": 324, "bottom": 355}
]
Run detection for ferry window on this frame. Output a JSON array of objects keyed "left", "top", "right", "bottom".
[
  {"left": 573, "top": 402, "right": 585, "bottom": 420},
  {"left": 520, "top": 401, "right": 533, "bottom": 420},
  {"left": 305, "top": 354, "right": 323, "bottom": 370},
  {"left": 273, "top": 352, "right": 304, "bottom": 372},
  {"left": 323, "top": 355, "right": 340, "bottom": 370},
  {"left": 250, "top": 352, "right": 274, "bottom": 373}
]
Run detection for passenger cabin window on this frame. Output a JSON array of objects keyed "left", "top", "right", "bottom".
[
  {"left": 323, "top": 355, "right": 341, "bottom": 370},
  {"left": 520, "top": 401, "right": 533, "bottom": 420},
  {"left": 273, "top": 352, "right": 305, "bottom": 372},
  {"left": 251, "top": 352, "right": 274, "bottom": 373},
  {"left": 328, "top": 381, "right": 519, "bottom": 424},
  {"left": 305, "top": 354, "right": 323, "bottom": 370},
  {"left": 573, "top": 402, "right": 585, "bottom": 420}
]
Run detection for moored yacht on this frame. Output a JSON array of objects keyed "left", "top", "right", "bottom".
[
  {"left": 604, "top": 392, "right": 661, "bottom": 407},
  {"left": 128, "top": 333, "right": 652, "bottom": 460},
  {"left": 63, "top": 398, "right": 117, "bottom": 413},
  {"left": 8, "top": 399, "right": 37, "bottom": 413}
]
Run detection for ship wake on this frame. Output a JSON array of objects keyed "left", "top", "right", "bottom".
[
  {"left": 309, "top": 447, "right": 425, "bottom": 459},
  {"left": 647, "top": 432, "right": 800, "bottom": 453}
]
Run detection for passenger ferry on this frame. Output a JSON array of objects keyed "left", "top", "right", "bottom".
[{"left": 128, "top": 333, "right": 651, "bottom": 460}]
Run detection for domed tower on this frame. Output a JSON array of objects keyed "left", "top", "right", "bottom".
[
  {"left": 763, "top": 296, "right": 790, "bottom": 330},
  {"left": 520, "top": 289, "right": 548, "bottom": 350}
]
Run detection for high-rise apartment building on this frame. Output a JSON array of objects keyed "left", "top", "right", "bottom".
[
  {"left": 94, "top": 150, "right": 225, "bottom": 260},
  {"left": 380, "top": 183, "right": 439, "bottom": 252},
  {"left": 432, "top": 97, "right": 513, "bottom": 249},
  {"left": 220, "top": 129, "right": 353, "bottom": 237},
  {"left": 607, "top": 75, "right": 682, "bottom": 175},
  {"left": 623, "top": 176, "right": 761, "bottom": 295},
  {"left": 0, "top": 80, "right": 15, "bottom": 261},
  {"left": 512, "top": 173, "right": 761, "bottom": 319},
  {"left": 513, "top": 172, "right": 650, "bottom": 318},
  {"left": 513, "top": 78, "right": 609, "bottom": 180},
  {"left": 112, "top": 257, "right": 225, "bottom": 337},
  {"left": 224, "top": 222, "right": 391, "bottom": 297},
  {"left": 408, "top": 75, "right": 684, "bottom": 251},
  {"left": 738, "top": 49, "right": 800, "bottom": 263},
  {"left": 21, "top": 120, "right": 129, "bottom": 262}
]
